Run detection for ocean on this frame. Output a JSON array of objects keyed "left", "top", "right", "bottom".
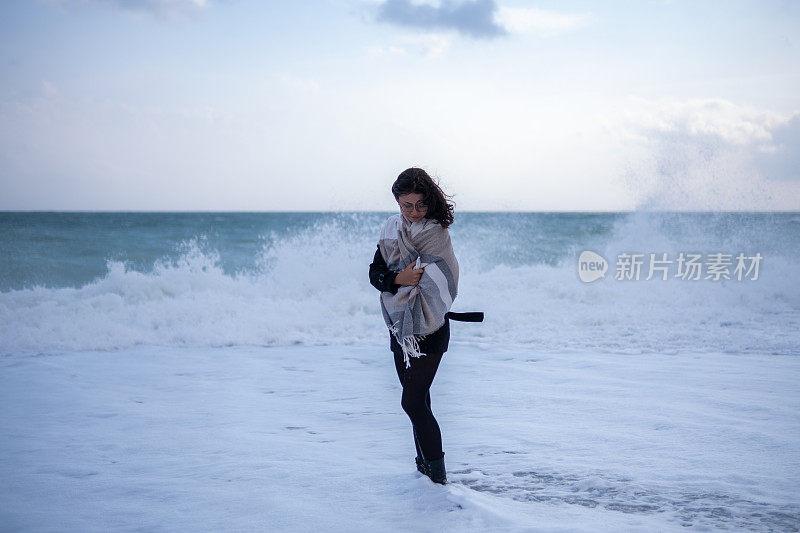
[
  {"left": 2, "top": 211, "right": 800, "bottom": 531},
  {"left": 1, "top": 211, "right": 798, "bottom": 355}
]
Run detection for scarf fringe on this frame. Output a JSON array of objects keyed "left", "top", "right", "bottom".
[{"left": 389, "top": 321, "right": 428, "bottom": 369}]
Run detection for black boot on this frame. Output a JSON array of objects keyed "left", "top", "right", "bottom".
[{"left": 425, "top": 452, "right": 447, "bottom": 485}]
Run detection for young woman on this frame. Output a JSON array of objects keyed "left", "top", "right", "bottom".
[{"left": 368, "top": 167, "right": 459, "bottom": 485}]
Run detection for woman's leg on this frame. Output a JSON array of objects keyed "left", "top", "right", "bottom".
[
  {"left": 412, "top": 392, "right": 431, "bottom": 459},
  {"left": 394, "top": 352, "right": 426, "bottom": 459},
  {"left": 393, "top": 350, "right": 445, "bottom": 461},
  {"left": 393, "top": 352, "right": 436, "bottom": 460}
]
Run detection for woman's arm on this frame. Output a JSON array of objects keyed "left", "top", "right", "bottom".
[{"left": 369, "top": 245, "right": 399, "bottom": 294}]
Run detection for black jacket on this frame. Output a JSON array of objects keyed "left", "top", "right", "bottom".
[{"left": 368, "top": 244, "right": 399, "bottom": 295}]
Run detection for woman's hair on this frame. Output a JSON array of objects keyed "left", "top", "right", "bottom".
[{"left": 391, "top": 168, "right": 455, "bottom": 228}]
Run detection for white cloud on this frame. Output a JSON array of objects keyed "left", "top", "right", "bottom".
[
  {"left": 494, "top": 6, "right": 591, "bottom": 35},
  {"left": 753, "top": 114, "right": 800, "bottom": 182},
  {"left": 628, "top": 98, "right": 785, "bottom": 146},
  {"left": 368, "top": 1, "right": 590, "bottom": 39},
  {"left": 367, "top": 33, "right": 452, "bottom": 58},
  {"left": 621, "top": 98, "right": 800, "bottom": 210},
  {"left": 365, "top": 44, "right": 407, "bottom": 58}
]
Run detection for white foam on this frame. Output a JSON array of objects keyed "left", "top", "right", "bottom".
[
  {"left": 0, "top": 215, "right": 797, "bottom": 355},
  {"left": 1, "top": 344, "right": 798, "bottom": 530}
]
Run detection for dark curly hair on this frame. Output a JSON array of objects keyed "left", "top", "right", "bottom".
[{"left": 391, "top": 168, "right": 455, "bottom": 228}]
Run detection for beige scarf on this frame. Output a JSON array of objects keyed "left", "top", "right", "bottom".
[{"left": 378, "top": 214, "right": 459, "bottom": 368}]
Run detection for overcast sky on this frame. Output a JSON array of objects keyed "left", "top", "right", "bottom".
[{"left": 1, "top": 0, "right": 798, "bottom": 211}]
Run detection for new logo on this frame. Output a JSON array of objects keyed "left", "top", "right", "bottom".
[{"left": 578, "top": 250, "right": 608, "bottom": 283}]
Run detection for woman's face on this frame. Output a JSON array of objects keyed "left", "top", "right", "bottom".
[{"left": 397, "top": 193, "right": 428, "bottom": 223}]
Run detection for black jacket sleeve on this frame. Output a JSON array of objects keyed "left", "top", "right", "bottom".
[{"left": 369, "top": 244, "right": 399, "bottom": 294}]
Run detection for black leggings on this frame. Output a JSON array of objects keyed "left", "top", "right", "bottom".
[{"left": 393, "top": 350, "right": 445, "bottom": 462}]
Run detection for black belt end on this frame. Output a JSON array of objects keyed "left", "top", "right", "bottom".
[{"left": 446, "top": 311, "right": 484, "bottom": 323}]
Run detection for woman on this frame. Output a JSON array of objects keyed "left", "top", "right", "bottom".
[{"left": 368, "top": 167, "right": 459, "bottom": 485}]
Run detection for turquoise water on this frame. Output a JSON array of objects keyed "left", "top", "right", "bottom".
[
  {"left": 2, "top": 211, "right": 796, "bottom": 291},
  {"left": 1, "top": 211, "right": 798, "bottom": 355}
]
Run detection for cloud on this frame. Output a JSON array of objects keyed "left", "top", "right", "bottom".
[
  {"left": 621, "top": 98, "right": 800, "bottom": 210},
  {"left": 630, "top": 98, "right": 785, "bottom": 146},
  {"left": 372, "top": 1, "right": 591, "bottom": 38},
  {"left": 494, "top": 6, "right": 591, "bottom": 35},
  {"left": 753, "top": 114, "right": 800, "bottom": 181},
  {"left": 44, "top": 0, "right": 210, "bottom": 18},
  {"left": 629, "top": 99, "right": 800, "bottom": 181},
  {"left": 376, "top": 0, "right": 506, "bottom": 39},
  {"left": 366, "top": 33, "right": 452, "bottom": 59}
]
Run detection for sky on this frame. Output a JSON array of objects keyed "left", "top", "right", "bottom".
[{"left": 0, "top": 0, "right": 798, "bottom": 211}]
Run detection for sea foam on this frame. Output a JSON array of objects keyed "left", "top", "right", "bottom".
[{"left": 0, "top": 212, "right": 797, "bottom": 355}]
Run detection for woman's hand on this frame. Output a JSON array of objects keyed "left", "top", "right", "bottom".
[{"left": 394, "top": 261, "right": 424, "bottom": 286}]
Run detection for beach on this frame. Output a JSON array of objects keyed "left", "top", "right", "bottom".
[{"left": 2, "top": 343, "right": 798, "bottom": 531}]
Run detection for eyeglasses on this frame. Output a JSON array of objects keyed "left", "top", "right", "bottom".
[{"left": 399, "top": 201, "right": 428, "bottom": 213}]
